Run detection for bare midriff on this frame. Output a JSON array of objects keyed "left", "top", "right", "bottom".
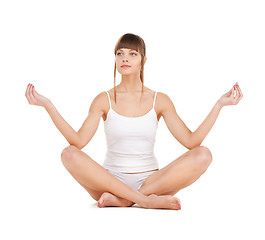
[{"left": 124, "top": 168, "right": 159, "bottom": 174}]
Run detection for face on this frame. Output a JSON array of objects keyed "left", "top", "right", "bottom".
[{"left": 115, "top": 48, "right": 147, "bottom": 75}]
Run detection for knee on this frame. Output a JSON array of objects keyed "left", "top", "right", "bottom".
[
  {"left": 193, "top": 146, "right": 213, "bottom": 171},
  {"left": 61, "top": 145, "right": 79, "bottom": 162}
]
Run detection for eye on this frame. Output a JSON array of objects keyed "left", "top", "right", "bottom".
[{"left": 131, "top": 52, "right": 137, "bottom": 56}]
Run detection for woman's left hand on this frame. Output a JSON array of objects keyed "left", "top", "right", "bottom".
[{"left": 218, "top": 82, "right": 243, "bottom": 107}]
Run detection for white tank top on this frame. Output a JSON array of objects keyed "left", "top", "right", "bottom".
[{"left": 103, "top": 91, "right": 159, "bottom": 173}]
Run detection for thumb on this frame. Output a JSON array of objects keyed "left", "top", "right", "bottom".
[
  {"left": 225, "top": 88, "right": 233, "bottom": 97},
  {"left": 228, "top": 87, "right": 233, "bottom": 95},
  {"left": 32, "top": 86, "right": 37, "bottom": 97}
]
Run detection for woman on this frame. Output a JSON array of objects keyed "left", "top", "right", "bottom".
[{"left": 25, "top": 33, "right": 243, "bottom": 210}]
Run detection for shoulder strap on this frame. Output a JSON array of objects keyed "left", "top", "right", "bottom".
[
  {"left": 153, "top": 92, "right": 158, "bottom": 109},
  {"left": 105, "top": 91, "right": 112, "bottom": 109}
]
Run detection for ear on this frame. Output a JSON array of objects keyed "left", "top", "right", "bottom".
[{"left": 144, "top": 56, "right": 147, "bottom": 64}]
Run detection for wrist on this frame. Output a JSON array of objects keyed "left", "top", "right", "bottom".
[
  {"left": 44, "top": 100, "right": 53, "bottom": 110},
  {"left": 216, "top": 99, "right": 223, "bottom": 109}
]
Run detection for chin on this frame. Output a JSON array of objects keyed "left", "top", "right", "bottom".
[{"left": 118, "top": 70, "right": 133, "bottom": 75}]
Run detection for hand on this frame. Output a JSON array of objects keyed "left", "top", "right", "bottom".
[
  {"left": 218, "top": 82, "right": 243, "bottom": 107},
  {"left": 25, "top": 83, "right": 51, "bottom": 108}
]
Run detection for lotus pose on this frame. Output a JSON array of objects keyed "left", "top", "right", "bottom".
[{"left": 25, "top": 33, "right": 243, "bottom": 210}]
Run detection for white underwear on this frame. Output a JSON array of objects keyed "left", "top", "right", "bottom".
[{"left": 106, "top": 168, "right": 158, "bottom": 190}]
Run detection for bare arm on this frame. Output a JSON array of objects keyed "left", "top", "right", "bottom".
[
  {"left": 160, "top": 92, "right": 193, "bottom": 150},
  {"left": 25, "top": 83, "right": 104, "bottom": 149},
  {"left": 161, "top": 83, "right": 243, "bottom": 150},
  {"left": 25, "top": 83, "right": 80, "bottom": 148},
  {"left": 45, "top": 101, "right": 81, "bottom": 148},
  {"left": 77, "top": 92, "right": 105, "bottom": 149},
  {"left": 190, "top": 83, "right": 243, "bottom": 148},
  {"left": 43, "top": 91, "right": 104, "bottom": 150},
  {"left": 190, "top": 100, "right": 223, "bottom": 148}
]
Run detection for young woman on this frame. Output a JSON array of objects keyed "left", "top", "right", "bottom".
[{"left": 25, "top": 33, "right": 243, "bottom": 210}]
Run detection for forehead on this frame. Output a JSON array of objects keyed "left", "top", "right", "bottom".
[{"left": 118, "top": 48, "right": 137, "bottom": 51}]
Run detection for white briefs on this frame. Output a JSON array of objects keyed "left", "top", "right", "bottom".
[{"left": 106, "top": 168, "right": 158, "bottom": 190}]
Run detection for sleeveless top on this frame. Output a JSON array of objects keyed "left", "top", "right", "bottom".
[{"left": 103, "top": 91, "right": 159, "bottom": 173}]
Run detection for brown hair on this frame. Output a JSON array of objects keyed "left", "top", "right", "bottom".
[{"left": 113, "top": 33, "right": 146, "bottom": 104}]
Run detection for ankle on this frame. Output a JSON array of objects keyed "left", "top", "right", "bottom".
[{"left": 140, "top": 195, "right": 151, "bottom": 208}]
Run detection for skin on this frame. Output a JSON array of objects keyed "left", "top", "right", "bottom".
[{"left": 25, "top": 48, "right": 243, "bottom": 210}]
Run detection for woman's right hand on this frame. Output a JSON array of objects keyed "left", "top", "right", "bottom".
[{"left": 25, "top": 83, "right": 51, "bottom": 108}]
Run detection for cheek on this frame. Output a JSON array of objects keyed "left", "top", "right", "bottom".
[
  {"left": 133, "top": 57, "right": 142, "bottom": 65},
  {"left": 115, "top": 59, "right": 122, "bottom": 66},
  {"left": 137, "top": 61, "right": 143, "bottom": 68}
]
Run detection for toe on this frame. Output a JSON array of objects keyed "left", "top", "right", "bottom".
[{"left": 175, "top": 198, "right": 181, "bottom": 209}]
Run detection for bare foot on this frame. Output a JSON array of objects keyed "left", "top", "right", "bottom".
[
  {"left": 97, "top": 192, "right": 134, "bottom": 208},
  {"left": 146, "top": 194, "right": 181, "bottom": 210}
]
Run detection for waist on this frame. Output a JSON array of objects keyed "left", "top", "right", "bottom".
[
  {"left": 105, "top": 141, "right": 155, "bottom": 155},
  {"left": 106, "top": 150, "right": 155, "bottom": 159},
  {"left": 103, "top": 150, "right": 159, "bottom": 173}
]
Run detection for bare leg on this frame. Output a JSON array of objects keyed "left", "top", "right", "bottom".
[
  {"left": 61, "top": 145, "right": 180, "bottom": 210},
  {"left": 99, "top": 146, "right": 212, "bottom": 208}
]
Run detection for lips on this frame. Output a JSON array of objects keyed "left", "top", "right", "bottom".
[{"left": 121, "top": 65, "right": 131, "bottom": 68}]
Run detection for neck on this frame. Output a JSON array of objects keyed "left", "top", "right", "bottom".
[{"left": 119, "top": 74, "right": 143, "bottom": 93}]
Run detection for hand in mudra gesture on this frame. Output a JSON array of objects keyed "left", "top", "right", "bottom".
[
  {"left": 25, "top": 83, "right": 51, "bottom": 108},
  {"left": 218, "top": 82, "right": 243, "bottom": 107}
]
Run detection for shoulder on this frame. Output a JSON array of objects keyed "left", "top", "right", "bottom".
[
  {"left": 156, "top": 91, "right": 171, "bottom": 101},
  {"left": 156, "top": 91, "right": 171, "bottom": 104},
  {"left": 156, "top": 92, "right": 175, "bottom": 117},
  {"left": 89, "top": 91, "right": 108, "bottom": 115},
  {"left": 92, "top": 91, "right": 108, "bottom": 104}
]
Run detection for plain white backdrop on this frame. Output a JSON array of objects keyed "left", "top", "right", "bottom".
[{"left": 1, "top": 0, "right": 264, "bottom": 239}]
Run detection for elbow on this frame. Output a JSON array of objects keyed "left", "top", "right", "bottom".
[
  {"left": 70, "top": 134, "right": 83, "bottom": 150},
  {"left": 75, "top": 145, "right": 84, "bottom": 150},
  {"left": 75, "top": 139, "right": 88, "bottom": 150},
  {"left": 187, "top": 132, "right": 201, "bottom": 150},
  {"left": 67, "top": 142, "right": 83, "bottom": 150},
  {"left": 186, "top": 145, "right": 195, "bottom": 150},
  {"left": 185, "top": 143, "right": 195, "bottom": 151},
  {"left": 188, "top": 143, "right": 201, "bottom": 150},
  {"left": 75, "top": 140, "right": 84, "bottom": 150},
  {"left": 75, "top": 138, "right": 89, "bottom": 150}
]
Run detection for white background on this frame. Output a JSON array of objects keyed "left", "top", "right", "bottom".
[{"left": 1, "top": 0, "right": 264, "bottom": 239}]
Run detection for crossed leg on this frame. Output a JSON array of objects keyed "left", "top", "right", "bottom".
[
  {"left": 98, "top": 145, "right": 213, "bottom": 207},
  {"left": 61, "top": 145, "right": 212, "bottom": 208},
  {"left": 61, "top": 146, "right": 182, "bottom": 209}
]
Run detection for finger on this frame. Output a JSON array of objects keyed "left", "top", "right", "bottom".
[
  {"left": 25, "top": 83, "right": 31, "bottom": 96},
  {"left": 25, "top": 83, "right": 30, "bottom": 96},
  {"left": 231, "top": 88, "right": 238, "bottom": 104},
  {"left": 32, "top": 85, "right": 37, "bottom": 98},
  {"left": 231, "top": 87, "right": 236, "bottom": 98},
  {"left": 235, "top": 86, "right": 241, "bottom": 99},
  {"left": 234, "top": 85, "right": 240, "bottom": 99},
  {"left": 28, "top": 84, "right": 35, "bottom": 102},
  {"left": 236, "top": 85, "right": 243, "bottom": 100},
  {"left": 25, "top": 83, "right": 29, "bottom": 97},
  {"left": 25, "top": 83, "right": 32, "bottom": 103},
  {"left": 235, "top": 86, "right": 242, "bottom": 104},
  {"left": 235, "top": 88, "right": 240, "bottom": 104}
]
